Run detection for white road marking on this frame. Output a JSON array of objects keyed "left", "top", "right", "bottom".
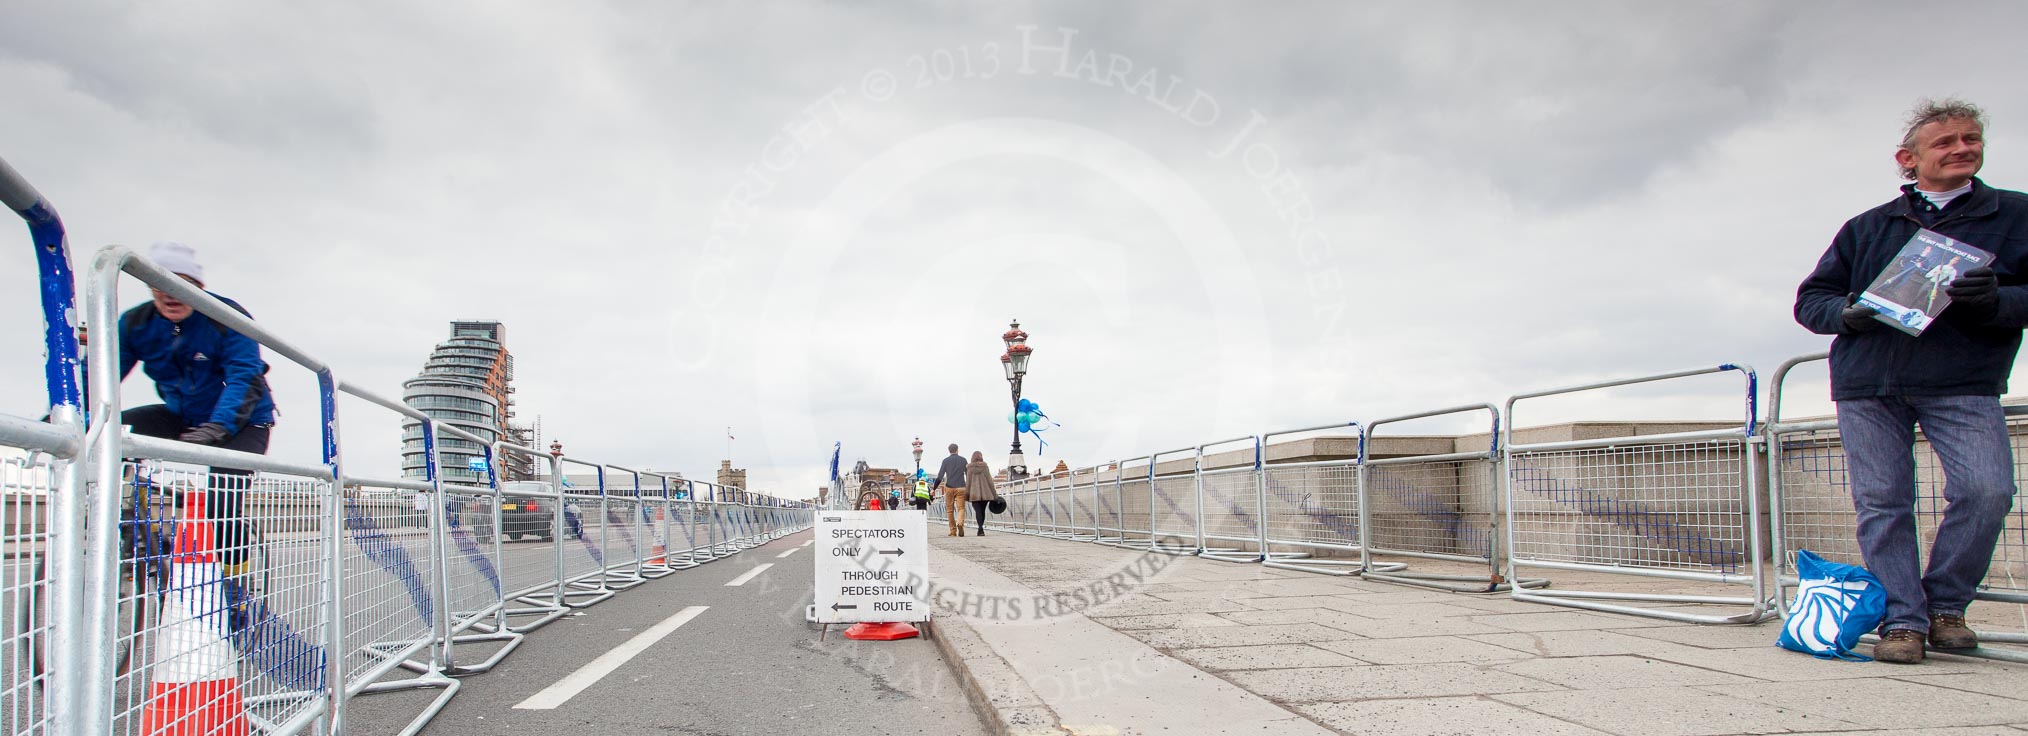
[
  {"left": 775, "top": 547, "right": 800, "bottom": 558},
  {"left": 800, "top": 540, "right": 813, "bottom": 548},
  {"left": 513, "top": 605, "right": 709, "bottom": 710},
  {"left": 725, "top": 563, "right": 774, "bottom": 586}
]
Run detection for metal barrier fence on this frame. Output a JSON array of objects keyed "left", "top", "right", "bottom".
[
  {"left": 1113, "top": 457, "right": 1154, "bottom": 551},
  {"left": 1, "top": 175, "right": 815, "bottom": 733},
  {"left": 1768, "top": 353, "right": 2028, "bottom": 663},
  {"left": 1361, "top": 404, "right": 1542, "bottom": 593},
  {"left": 1147, "top": 449, "right": 1196, "bottom": 555},
  {"left": 1259, "top": 421, "right": 1366, "bottom": 576},
  {"left": 1196, "top": 437, "right": 1260, "bottom": 563},
  {"left": 1503, "top": 365, "right": 1770, "bottom": 624}
]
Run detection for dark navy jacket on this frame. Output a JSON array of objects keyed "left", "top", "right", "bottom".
[
  {"left": 1796, "top": 178, "right": 2028, "bottom": 399},
  {"left": 118, "top": 295, "right": 275, "bottom": 433},
  {"left": 936, "top": 454, "right": 968, "bottom": 489}
]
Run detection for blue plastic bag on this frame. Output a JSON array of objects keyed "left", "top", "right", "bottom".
[{"left": 1778, "top": 550, "right": 1888, "bottom": 661}]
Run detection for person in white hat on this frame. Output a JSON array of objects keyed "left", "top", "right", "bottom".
[{"left": 118, "top": 241, "right": 275, "bottom": 579}]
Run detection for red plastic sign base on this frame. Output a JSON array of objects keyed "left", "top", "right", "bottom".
[{"left": 842, "top": 622, "right": 920, "bottom": 641}]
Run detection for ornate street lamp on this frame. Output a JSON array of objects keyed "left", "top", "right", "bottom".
[
  {"left": 911, "top": 436, "right": 924, "bottom": 475},
  {"left": 1001, "top": 319, "right": 1033, "bottom": 480}
]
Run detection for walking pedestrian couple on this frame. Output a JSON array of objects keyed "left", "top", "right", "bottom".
[{"left": 934, "top": 443, "right": 998, "bottom": 536}]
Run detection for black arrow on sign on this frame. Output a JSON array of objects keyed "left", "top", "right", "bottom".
[
  {"left": 831, "top": 603, "right": 858, "bottom": 611},
  {"left": 878, "top": 549, "right": 904, "bottom": 556}
]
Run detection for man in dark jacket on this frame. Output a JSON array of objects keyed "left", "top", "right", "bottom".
[
  {"left": 937, "top": 444, "right": 969, "bottom": 536},
  {"left": 1794, "top": 99, "right": 2023, "bottom": 664},
  {"left": 120, "top": 241, "right": 275, "bottom": 577}
]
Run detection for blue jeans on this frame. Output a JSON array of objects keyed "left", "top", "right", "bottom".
[{"left": 1837, "top": 396, "right": 2017, "bottom": 633}]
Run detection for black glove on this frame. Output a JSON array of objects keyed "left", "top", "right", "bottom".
[
  {"left": 1947, "top": 266, "right": 1999, "bottom": 318},
  {"left": 1841, "top": 304, "right": 1883, "bottom": 333},
  {"left": 178, "top": 422, "right": 231, "bottom": 445}
]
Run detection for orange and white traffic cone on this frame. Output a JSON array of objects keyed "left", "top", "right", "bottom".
[{"left": 142, "top": 491, "right": 249, "bottom": 736}]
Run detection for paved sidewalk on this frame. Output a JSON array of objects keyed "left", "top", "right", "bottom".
[{"left": 928, "top": 532, "right": 2028, "bottom": 736}]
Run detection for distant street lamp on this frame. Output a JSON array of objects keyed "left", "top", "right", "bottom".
[
  {"left": 1001, "top": 320, "right": 1033, "bottom": 480},
  {"left": 911, "top": 436, "right": 924, "bottom": 476}
]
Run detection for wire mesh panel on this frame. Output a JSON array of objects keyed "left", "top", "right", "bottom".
[
  {"left": 1070, "top": 472, "right": 1097, "bottom": 540},
  {"left": 440, "top": 486, "right": 502, "bottom": 630},
  {"left": 1050, "top": 477, "right": 1074, "bottom": 538},
  {"left": 602, "top": 493, "right": 645, "bottom": 590},
  {"left": 669, "top": 499, "right": 706, "bottom": 560},
  {"left": 1199, "top": 467, "right": 1260, "bottom": 554},
  {"left": 1771, "top": 418, "right": 2028, "bottom": 658},
  {"left": 1118, "top": 475, "right": 1152, "bottom": 548},
  {"left": 1366, "top": 459, "right": 1495, "bottom": 562},
  {"left": 1505, "top": 434, "right": 1768, "bottom": 624},
  {"left": 497, "top": 483, "right": 560, "bottom": 601},
  {"left": 1507, "top": 441, "right": 1753, "bottom": 574},
  {"left": 1149, "top": 474, "right": 1197, "bottom": 551},
  {"left": 2, "top": 454, "right": 57, "bottom": 736},
  {"left": 710, "top": 503, "right": 736, "bottom": 555},
  {"left": 1095, "top": 471, "right": 1123, "bottom": 541},
  {"left": 557, "top": 490, "right": 606, "bottom": 585},
  {"left": 1261, "top": 462, "right": 1361, "bottom": 552},
  {"left": 110, "top": 466, "right": 332, "bottom": 736},
  {"left": 338, "top": 483, "right": 440, "bottom": 690}
]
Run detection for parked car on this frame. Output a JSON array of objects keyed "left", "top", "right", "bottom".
[{"left": 500, "top": 481, "right": 556, "bottom": 541}]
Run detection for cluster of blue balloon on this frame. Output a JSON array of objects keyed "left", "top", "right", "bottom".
[{"left": 1006, "top": 398, "right": 1059, "bottom": 452}]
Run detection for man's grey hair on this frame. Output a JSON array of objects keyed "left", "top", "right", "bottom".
[{"left": 1899, "top": 98, "right": 1986, "bottom": 180}]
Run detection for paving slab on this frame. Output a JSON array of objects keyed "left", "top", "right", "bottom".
[
  {"left": 1493, "top": 686, "right": 1867, "bottom": 736},
  {"left": 1085, "top": 612, "right": 1240, "bottom": 630},
  {"left": 1649, "top": 644, "right": 1994, "bottom": 682},
  {"left": 1315, "top": 635, "right": 1534, "bottom": 665},
  {"left": 1698, "top": 678, "right": 2028, "bottom": 729},
  {"left": 1469, "top": 610, "right": 1658, "bottom": 632},
  {"left": 1314, "top": 613, "right": 1510, "bottom": 639},
  {"left": 1239, "top": 594, "right": 1371, "bottom": 610},
  {"left": 1785, "top": 729, "right": 2027, "bottom": 736},
  {"left": 1892, "top": 669, "right": 2028, "bottom": 698},
  {"left": 1466, "top": 630, "right": 1703, "bottom": 659},
  {"left": 1125, "top": 622, "right": 1363, "bottom": 648},
  {"left": 1225, "top": 662, "right": 1567, "bottom": 703},
  {"left": 1617, "top": 624, "right": 1779, "bottom": 649},
  {"left": 1217, "top": 607, "right": 1374, "bottom": 628},
  {"left": 1171, "top": 643, "right": 1367, "bottom": 671},
  {"left": 1493, "top": 654, "right": 1757, "bottom": 689},
  {"left": 1294, "top": 696, "right": 1612, "bottom": 736}
]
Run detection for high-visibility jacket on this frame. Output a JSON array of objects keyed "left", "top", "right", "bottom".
[{"left": 912, "top": 480, "right": 933, "bottom": 500}]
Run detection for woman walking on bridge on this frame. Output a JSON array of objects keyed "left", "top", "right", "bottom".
[{"left": 965, "top": 451, "right": 997, "bottom": 537}]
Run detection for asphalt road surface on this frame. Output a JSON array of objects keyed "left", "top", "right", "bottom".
[{"left": 348, "top": 529, "right": 986, "bottom": 736}]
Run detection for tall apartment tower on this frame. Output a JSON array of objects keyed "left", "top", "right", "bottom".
[{"left": 401, "top": 321, "right": 535, "bottom": 482}]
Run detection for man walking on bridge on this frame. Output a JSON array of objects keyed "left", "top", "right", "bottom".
[
  {"left": 1795, "top": 98, "right": 2026, "bottom": 664},
  {"left": 938, "top": 443, "right": 969, "bottom": 536}
]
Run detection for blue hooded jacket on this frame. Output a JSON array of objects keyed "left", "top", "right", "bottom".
[{"left": 118, "top": 295, "right": 275, "bottom": 433}]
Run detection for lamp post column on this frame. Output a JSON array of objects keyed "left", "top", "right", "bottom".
[{"left": 1001, "top": 320, "right": 1033, "bottom": 481}]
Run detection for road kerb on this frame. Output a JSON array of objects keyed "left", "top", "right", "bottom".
[{"left": 926, "top": 609, "right": 1069, "bottom": 736}]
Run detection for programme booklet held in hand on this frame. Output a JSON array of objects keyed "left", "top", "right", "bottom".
[{"left": 1855, "top": 228, "right": 1993, "bottom": 336}]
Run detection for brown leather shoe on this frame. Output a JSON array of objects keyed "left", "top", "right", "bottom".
[
  {"left": 1873, "top": 629, "right": 1925, "bottom": 664},
  {"left": 1930, "top": 613, "right": 1979, "bottom": 650}
]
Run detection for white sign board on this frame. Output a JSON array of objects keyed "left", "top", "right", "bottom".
[{"left": 814, "top": 510, "right": 928, "bottom": 624}]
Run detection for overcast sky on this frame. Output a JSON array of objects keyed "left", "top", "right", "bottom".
[{"left": 5, "top": 2, "right": 2027, "bottom": 498}]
